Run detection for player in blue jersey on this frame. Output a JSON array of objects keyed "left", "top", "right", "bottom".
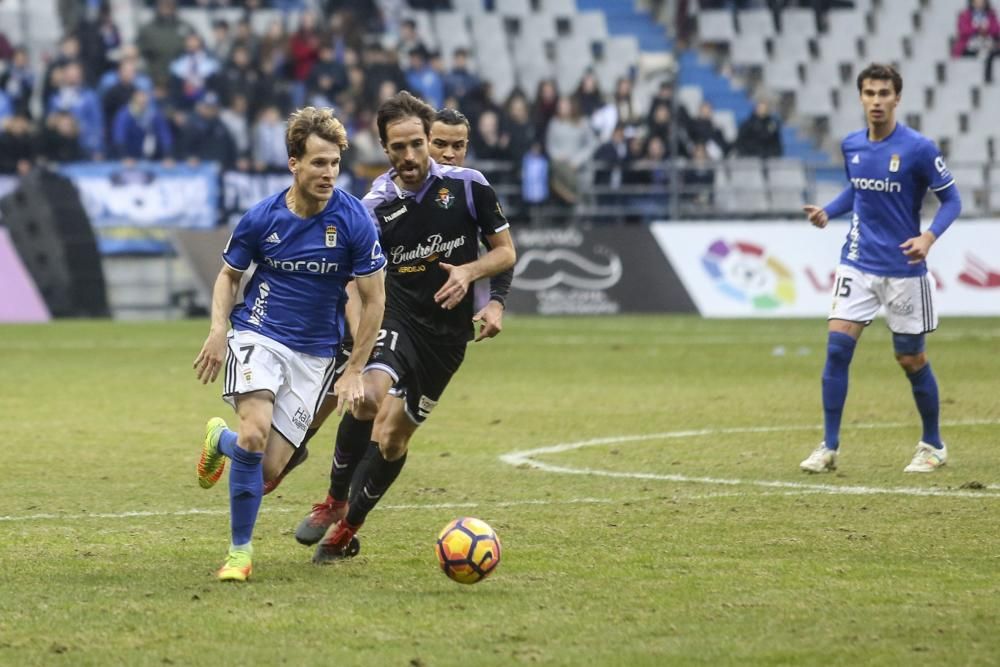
[
  {"left": 191, "top": 106, "right": 387, "bottom": 581},
  {"left": 291, "top": 92, "right": 516, "bottom": 563},
  {"left": 799, "top": 63, "right": 962, "bottom": 475}
]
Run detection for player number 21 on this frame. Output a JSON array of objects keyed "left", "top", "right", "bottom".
[
  {"left": 835, "top": 276, "right": 853, "bottom": 297},
  {"left": 376, "top": 329, "right": 399, "bottom": 351}
]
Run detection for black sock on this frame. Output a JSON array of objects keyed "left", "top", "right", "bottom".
[
  {"left": 329, "top": 413, "right": 374, "bottom": 501},
  {"left": 348, "top": 442, "right": 379, "bottom": 505},
  {"left": 347, "top": 448, "right": 407, "bottom": 526}
]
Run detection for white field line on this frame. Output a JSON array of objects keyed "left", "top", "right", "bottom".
[
  {"left": 499, "top": 420, "right": 1000, "bottom": 499},
  {"left": 0, "top": 493, "right": 753, "bottom": 524}
]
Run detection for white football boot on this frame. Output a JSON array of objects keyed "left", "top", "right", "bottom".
[
  {"left": 903, "top": 441, "right": 947, "bottom": 473},
  {"left": 800, "top": 442, "right": 838, "bottom": 473}
]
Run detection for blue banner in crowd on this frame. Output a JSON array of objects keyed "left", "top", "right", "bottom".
[{"left": 60, "top": 162, "right": 220, "bottom": 255}]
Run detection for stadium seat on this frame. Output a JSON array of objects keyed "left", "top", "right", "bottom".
[
  {"left": 451, "top": 0, "right": 484, "bottom": 14},
  {"left": 496, "top": 0, "right": 532, "bottom": 18},
  {"left": 730, "top": 31, "right": 768, "bottom": 66},
  {"left": 712, "top": 109, "right": 738, "bottom": 145},
  {"left": 574, "top": 11, "right": 609, "bottom": 43},
  {"left": 989, "top": 166, "right": 1000, "bottom": 213},
  {"left": 537, "top": 0, "right": 576, "bottom": 18},
  {"left": 737, "top": 9, "right": 775, "bottom": 39},
  {"left": 795, "top": 78, "right": 835, "bottom": 117},
  {"left": 678, "top": 85, "right": 703, "bottom": 117},
  {"left": 698, "top": 10, "right": 736, "bottom": 45},
  {"left": 433, "top": 12, "right": 472, "bottom": 52},
  {"left": 778, "top": 8, "right": 816, "bottom": 35},
  {"left": 720, "top": 159, "right": 769, "bottom": 213}
]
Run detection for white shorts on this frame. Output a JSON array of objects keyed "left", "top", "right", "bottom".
[
  {"left": 222, "top": 329, "right": 336, "bottom": 447},
  {"left": 829, "top": 264, "right": 938, "bottom": 334}
]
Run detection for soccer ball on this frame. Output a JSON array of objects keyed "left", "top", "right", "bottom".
[{"left": 435, "top": 517, "right": 501, "bottom": 584}]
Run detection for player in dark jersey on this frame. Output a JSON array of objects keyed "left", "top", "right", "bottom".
[
  {"left": 298, "top": 91, "right": 516, "bottom": 563},
  {"left": 798, "top": 63, "right": 961, "bottom": 475},
  {"left": 191, "top": 107, "right": 386, "bottom": 581},
  {"left": 262, "top": 107, "right": 513, "bottom": 496}
]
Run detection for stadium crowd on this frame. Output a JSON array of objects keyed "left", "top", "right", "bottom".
[{"left": 0, "top": 0, "right": 991, "bottom": 216}]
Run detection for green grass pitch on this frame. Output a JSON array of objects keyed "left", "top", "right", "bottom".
[{"left": 1, "top": 316, "right": 998, "bottom": 666}]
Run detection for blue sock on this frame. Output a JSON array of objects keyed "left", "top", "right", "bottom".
[
  {"left": 228, "top": 443, "right": 263, "bottom": 547},
  {"left": 907, "top": 364, "right": 942, "bottom": 448},
  {"left": 218, "top": 429, "right": 239, "bottom": 459},
  {"left": 822, "top": 332, "right": 857, "bottom": 450}
]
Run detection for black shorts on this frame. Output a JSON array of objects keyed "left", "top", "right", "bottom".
[{"left": 366, "top": 317, "right": 466, "bottom": 424}]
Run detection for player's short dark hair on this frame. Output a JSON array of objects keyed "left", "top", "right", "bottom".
[
  {"left": 856, "top": 63, "right": 903, "bottom": 95},
  {"left": 376, "top": 90, "right": 435, "bottom": 145},
  {"left": 433, "top": 108, "right": 470, "bottom": 131},
  {"left": 286, "top": 106, "right": 348, "bottom": 158}
]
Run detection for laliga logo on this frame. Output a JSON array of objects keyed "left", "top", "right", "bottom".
[
  {"left": 513, "top": 246, "right": 622, "bottom": 291},
  {"left": 958, "top": 254, "right": 1000, "bottom": 288},
  {"left": 701, "top": 239, "right": 795, "bottom": 309}
]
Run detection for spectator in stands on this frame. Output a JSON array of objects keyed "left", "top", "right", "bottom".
[
  {"left": 545, "top": 96, "right": 597, "bottom": 205},
  {"left": 443, "top": 48, "right": 480, "bottom": 104},
  {"left": 533, "top": 78, "right": 559, "bottom": 142},
  {"left": 42, "top": 35, "right": 82, "bottom": 105},
  {"left": 40, "top": 111, "right": 85, "bottom": 164},
  {"left": 735, "top": 100, "right": 783, "bottom": 158},
  {"left": 405, "top": 48, "right": 445, "bottom": 109},
  {"left": 628, "top": 134, "right": 671, "bottom": 220},
  {"left": 111, "top": 88, "right": 173, "bottom": 161},
  {"left": 682, "top": 142, "right": 716, "bottom": 210},
  {"left": 593, "top": 123, "right": 634, "bottom": 210},
  {"left": 574, "top": 70, "right": 604, "bottom": 117},
  {"left": 362, "top": 42, "right": 408, "bottom": 106},
  {"left": 522, "top": 141, "right": 551, "bottom": 211},
  {"left": 252, "top": 54, "right": 294, "bottom": 118},
  {"left": 169, "top": 33, "right": 222, "bottom": 110},
  {"left": 102, "top": 58, "right": 150, "bottom": 140},
  {"left": 251, "top": 104, "right": 288, "bottom": 171},
  {"left": 612, "top": 76, "right": 640, "bottom": 128},
  {"left": 953, "top": 0, "right": 1000, "bottom": 82},
  {"left": 173, "top": 92, "right": 237, "bottom": 168},
  {"left": 0, "top": 114, "right": 34, "bottom": 175},
  {"left": 470, "top": 109, "right": 511, "bottom": 162},
  {"left": 48, "top": 61, "right": 104, "bottom": 159},
  {"left": 646, "top": 81, "right": 693, "bottom": 136},
  {"left": 210, "top": 20, "right": 232, "bottom": 61},
  {"left": 75, "top": 2, "right": 122, "bottom": 85},
  {"left": 258, "top": 19, "right": 290, "bottom": 74},
  {"left": 687, "top": 101, "right": 730, "bottom": 158},
  {"left": 0, "top": 89, "right": 10, "bottom": 126},
  {"left": 220, "top": 93, "right": 251, "bottom": 171},
  {"left": 98, "top": 45, "right": 152, "bottom": 95},
  {"left": 137, "top": 0, "right": 195, "bottom": 85},
  {"left": 647, "top": 102, "right": 690, "bottom": 158},
  {"left": 0, "top": 47, "right": 35, "bottom": 117},
  {"left": 288, "top": 10, "right": 323, "bottom": 83},
  {"left": 217, "top": 45, "right": 260, "bottom": 107},
  {"left": 230, "top": 17, "right": 261, "bottom": 62},
  {"left": 502, "top": 90, "right": 536, "bottom": 168},
  {"left": 395, "top": 18, "right": 426, "bottom": 65},
  {"left": 307, "top": 45, "right": 348, "bottom": 105}
]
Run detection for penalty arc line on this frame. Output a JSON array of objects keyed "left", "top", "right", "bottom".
[{"left": 499, "top": 419, "right": 1000, "bottom": 499}]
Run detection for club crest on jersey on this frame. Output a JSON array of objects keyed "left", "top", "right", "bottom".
[
  {"left": 889, "top": 154, "right": 900, "bottom": 173},
  {"left": 435, "top": 187, "right": 454, "bottom": 209},
  {"left": 325, "top": 225, "right": 338, "bottom": 247}
]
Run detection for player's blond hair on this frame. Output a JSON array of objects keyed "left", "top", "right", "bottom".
[{"left": 285, "top": 107, "right": 349, "bottom": 158}]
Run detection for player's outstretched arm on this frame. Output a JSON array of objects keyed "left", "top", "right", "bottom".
[
  {"left": 805, "top": 185, "right": 854, "bottom": 229},
  {"left": 435, "top": 229, "right": 516, "bottom": 311},
  {"left": 193, "top": 265, "right": 242, "bottom": 384},
  {"left": 333, "top": 270, "right": 385, "bottom": 415}
]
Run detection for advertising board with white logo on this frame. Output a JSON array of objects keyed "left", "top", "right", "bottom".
[
  {"left": 506, "top": 227, "right": 696, "bottom": 315},
  {"left": 650, "top": 220, "right": 1000, "bottom": 317}
]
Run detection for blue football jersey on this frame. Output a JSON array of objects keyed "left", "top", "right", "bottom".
[
  {"left": 223, "top": 187, "right": 386, "bottom": 357},
  {"left": 839, "top": 123, "right": 954, "bottom": 277}
]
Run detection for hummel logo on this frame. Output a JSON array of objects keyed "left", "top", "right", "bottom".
[
  {"left": 265, "top": 232, "right": 282, "bottom": 244},
  {"left": 851, "top": 154, "right": 860, "bottom": 164}
]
